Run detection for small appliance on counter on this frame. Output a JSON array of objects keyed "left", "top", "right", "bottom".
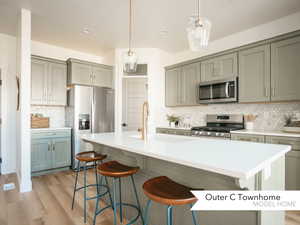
[
  {"left": 191, "top": 114, "right": 244, "bottom": 139},
  {"left": 31, "top": 114, "right": 50, "bottom": 129}
]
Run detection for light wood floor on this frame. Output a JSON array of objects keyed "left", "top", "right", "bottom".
[{"left": 0, "top": 170, "right": 299, "bottom": 225}]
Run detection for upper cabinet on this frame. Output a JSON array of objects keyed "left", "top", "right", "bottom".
[
  {"left": 201, "top": 53, "right": 238, "bottom": 82},
  {"left": 239, "top": 45, "right": 271, "bottom": 103},
  {"left": 271, "top": 36, "right": 300, "bottom": 101},
  {"left": 31, "top": 56, "right": 67, "bottom": 106},
  {"left": 67, "top": 58, "right": 113, "bottom": 88},
  {"left": 165, "top": 62, "right": 200, "bottom": 107}
]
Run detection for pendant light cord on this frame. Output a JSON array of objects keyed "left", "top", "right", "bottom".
[{"left": 129, "top": 0, "right": 132, "bottom": 52}]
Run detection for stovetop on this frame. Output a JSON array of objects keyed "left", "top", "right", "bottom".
[{"left": 191, "top": 126, "right": 242, "bottom": 133}]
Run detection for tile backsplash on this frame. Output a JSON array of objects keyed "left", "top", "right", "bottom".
[
  {"left": 31, "top": 106, "right": 65, "bottom": 128},
  {"left": 164, "top": 102, "right": 300, "bottom": 131}
]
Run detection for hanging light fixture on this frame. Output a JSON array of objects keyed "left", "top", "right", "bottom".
[
  {"left": 123, "top": 0, "right": 138, "bottom": 73},
  {"left": 187, "top": 0, "right": 212, "bottom": 51}
]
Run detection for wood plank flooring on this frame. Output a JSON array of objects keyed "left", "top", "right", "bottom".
[{"left": 0, "top": 170, "right": 299, "bottom": 225}]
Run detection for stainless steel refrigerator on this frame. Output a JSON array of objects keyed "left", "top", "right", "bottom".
[{"left": 66, "top": 85, "right": 114, "bottom": 169}]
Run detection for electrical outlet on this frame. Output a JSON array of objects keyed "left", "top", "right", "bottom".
[{"left": 3, "top": 183, "right": 15, "bottom": 191}]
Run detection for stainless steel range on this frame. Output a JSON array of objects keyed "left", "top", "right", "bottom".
[{"left": 191, "top": 114, "right": 244, "bottom": 139}]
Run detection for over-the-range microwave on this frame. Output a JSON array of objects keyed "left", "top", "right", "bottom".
[{"left": 199, "top": 76, "right": 238, "bottom": 104}]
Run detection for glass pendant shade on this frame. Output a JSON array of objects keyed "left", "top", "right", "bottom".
[
  {"left": 187, "top": 16, "right": 211, "bottom": 51},
  {"left": 123, "top": 50, "right": 138, "bottom": 73}
]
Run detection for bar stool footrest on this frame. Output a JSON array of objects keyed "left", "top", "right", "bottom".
[
  {"left": 75, "top": 184, "right": 110, "bottom": 201},
  {"left": 95, "top": 202, "right": 141, "bottom": 225}
]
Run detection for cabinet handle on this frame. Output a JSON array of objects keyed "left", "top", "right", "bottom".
[
  {"left": 48, "top": 143, "right": 51, "bottom": 151},
  {"left": 264, "top": 87, "right": 268, "bottom": 97},
  {"left": 271, "top": 87, "right": 275, "bottom": 97},
  {"left": 52, "top": 141, "right": 55, "bottom": 151}
]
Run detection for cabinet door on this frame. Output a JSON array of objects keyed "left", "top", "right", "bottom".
[
  {"left": 265, "top": 136, "right": 300, "bottom": 190},
  {"left": 231, "top": 134, "right": 265, "bottom": 143},
  {"left": 285, "top": 151, "right": 300, "bottom": 190},
  {"left": 239, "top": 45, "right": 271, "bottom": 102},
  {"left": 165, "top": 68, "right": 181, "bottom": 106},
  {"left": 271, "top": 36, "right": 300, "bottom": 101},
  {"left": 52, "top": 137, "right": 71, "bottom": 168},
  {"left": 31, "top": 138, "right": 52, "bottom": 172},
  {"left": 70, "top": 62, "right": 92, "bottom": 86},
  {"left": 31, "top": 59, "right": 48, "bottom": 104},
  {"left": 181, "top": 63, "right": 200, "bottom": 105},
  {"left": 201, "top": 53, "right": 237, "bottom": 82},
  {"left": 200, "top": 59, "right": 214, "bottom": 82},
  {"left": 48, "top": 62, "right": 67, "bottom": 105},
  {"left": 93, "top": 66, "right": 113, "bottom": 88}
]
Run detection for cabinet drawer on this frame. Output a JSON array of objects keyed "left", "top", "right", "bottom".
[
  {"left": 265, "top": 136, "right": 300, "bottom": 151},
  {"left": 32, "top": 130, "right": 71, "bottom": 139},
  {"left": 231, "top": 134, "right": 265, "bottom": 143}
]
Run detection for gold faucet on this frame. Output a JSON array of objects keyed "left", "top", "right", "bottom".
[{"left": 139, "top": 101, "right": 149, "bottom": 140}]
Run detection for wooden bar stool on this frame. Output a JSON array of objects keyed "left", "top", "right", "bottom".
[
  {"left": 143, "top": 176, "right": 200, "bottom": 225},
  {"left": 71, "top": 151, "right": 113, "bottom": 223},
  {"left": 93, "top": 160, "right": 144, "bottom": 225}
]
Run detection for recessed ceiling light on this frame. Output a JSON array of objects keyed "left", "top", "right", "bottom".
[
  {"left": 82, "top": 28, "right": 90, "bottom": 34},
  {"left": 160, "top": 30, "right": 168, "bottom": 38}
]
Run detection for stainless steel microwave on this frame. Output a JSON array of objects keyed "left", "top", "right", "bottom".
[{"left": 199, "top": 77, "right": 238, "bottom": 104}]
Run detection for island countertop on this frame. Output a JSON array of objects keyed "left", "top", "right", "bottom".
[{"left": 81, "top": 132, "right": 291, "bottom": 180}]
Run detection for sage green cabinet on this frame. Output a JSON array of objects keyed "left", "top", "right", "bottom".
[
  {"left": 265, "top": 136, "right": 300, "bottom": 190},
  {"left": 165, "top": 67, "right": 180, "bottom": 106},
  {"left": 67, "top": 59, "right": 113, "bottom": 88},
  {"left": 201, "top": 53, "right": 238, "bottom": 82},
  {"left": 31, "top": 130, "right": 71, "bottom": 173},
  {"left": 239, "top": 45, "right": 271, "bottom": 103},
  {"left": 52, "top": 137, "right": 71, "bottom": 168},
  {"left": 271, "top": 36, "right": 300, "bottom": 101},
  {"left": 31, "top": 57, "right": 67, "bottom": 106},
  {"left": 230, "top": 133, "right": 265, "bottom": 143},
  {"left": 165, "top": 63, "right": 200, "bottom": 106},
  {"left": 31, "top": 138, "right": 53, "bottom": 172}
]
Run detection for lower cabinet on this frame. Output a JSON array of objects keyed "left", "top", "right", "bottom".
[
  {"left": 31, "top": 131, "right": 71, "bottom": 173},
  {"left": 231, "top": 133, "right": 300, "bottom": 190}
]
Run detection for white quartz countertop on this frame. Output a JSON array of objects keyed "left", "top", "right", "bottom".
[
  {"left": 81, "top": 132, "right": 291, "bottom": 180},
  {"left": 231, "top": 129, "right": 300, "bottom": 138},
  {"left": 31, "top": 127, "right": 72, "bottom": 132}
]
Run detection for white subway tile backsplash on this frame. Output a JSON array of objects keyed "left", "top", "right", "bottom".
[
  {"left": 31, "top": 106, "right": 65, "bottom": 128},
  {"left": 164, "top": 102, "right": 300, "bottom": 130}
]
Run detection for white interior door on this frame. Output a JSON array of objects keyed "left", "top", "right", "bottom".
[{"left": 122, "top": 78, "right": 148, "bottom": 131}]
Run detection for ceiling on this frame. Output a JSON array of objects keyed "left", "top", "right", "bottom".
[{"left": 0, "top": 0, "right": 300, "bottom": 56}]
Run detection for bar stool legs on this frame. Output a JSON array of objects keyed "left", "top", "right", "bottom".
[
  {"left": 144, "top": 201, "right": 199, "bottom": 225},
  {"left": 71, "top": 160, "right": 80, "bottom": 210},
  {"left": 130, "top": 175, "right": 144, "bottom": 225}
]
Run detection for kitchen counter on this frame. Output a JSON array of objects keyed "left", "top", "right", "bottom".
[
  {"left": 231, "top": 129, "right": 300, "bottom": 138},
  {"left": 31, "top": 127, "right": 72, "bottom": 132},
  {"left": 82, "top": 131, "right": 290, "bottom": 179}
]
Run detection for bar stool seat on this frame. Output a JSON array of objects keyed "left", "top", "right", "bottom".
[
  {"left": 97, "top": 160, "right": 139, "bottom": 177},
  {"left": 143, "top": 176, "right": 197, "bottom": 206},
  {"left": 143, "top": 176, "right": 202, "bottom": 225},
  {"left": 75, "top": 151, "right": 107, "bottom": 162}
]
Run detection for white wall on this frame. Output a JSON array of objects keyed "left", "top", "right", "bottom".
[
  {"left": 0, "top": 33, "right": 17, "bottom": 174},
  {"left": 16, "top": 9, "right": 32, "bottom": 192}
]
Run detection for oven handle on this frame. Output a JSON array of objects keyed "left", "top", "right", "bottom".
[{"left": 225, "top": 82, "right": 229, "bottom": 98}]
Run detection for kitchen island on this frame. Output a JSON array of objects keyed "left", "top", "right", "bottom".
[{"left": 82, "top": 132, "right": 291, "bottom": 225}]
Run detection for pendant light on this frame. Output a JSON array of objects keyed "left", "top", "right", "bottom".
[
  {"left": 187, "top": 0, "right": 211, "bottom": 51},
  {"left": 123, "top": 0, "right": 138, "bottom": 73}
]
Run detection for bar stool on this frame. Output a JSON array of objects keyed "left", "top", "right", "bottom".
[
  {"left": 71, "top": 151, "right": 113, "bottom": 223},
  {"left": 143, "top": 176, "right": 200, "bottom": 225},
  {"left": 93, "top": 160, "right": 144, "bottom": 225}
]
